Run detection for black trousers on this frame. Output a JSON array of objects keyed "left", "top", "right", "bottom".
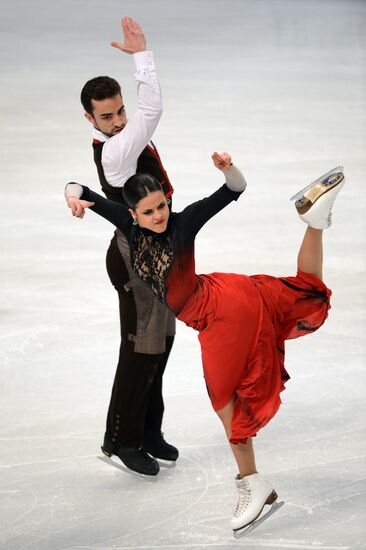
[{"left": 105, "top": 234, "right": 174, "bottom": 448}]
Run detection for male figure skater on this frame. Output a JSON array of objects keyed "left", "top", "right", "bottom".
[{"left": 80, "top": 16, "right": 177, "bottom": 475}]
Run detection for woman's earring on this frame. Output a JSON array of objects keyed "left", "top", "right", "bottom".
[
  {"left": 132, "top": 219, "right": 138, "bottom": 226},
  {"left": 166, "top": 198, "right": 171, "bottom": 205}
]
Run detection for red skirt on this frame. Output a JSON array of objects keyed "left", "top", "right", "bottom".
[{"left": 177, "top": 270, "right": 331, "bottom": 444}]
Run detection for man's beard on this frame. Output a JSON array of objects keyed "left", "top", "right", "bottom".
[{"left": 95, "top": 124, "right": 124, "bottom": 138}]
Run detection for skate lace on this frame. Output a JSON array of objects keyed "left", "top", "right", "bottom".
[
  {"left": 325, "top": 198, "right": 336, "bottom": 225},
  {"left": 234, "top": 480, "right": 251, "bottom": 517},
  {"left": 323, "top": 175, "right": 343, "bottom": 224}
]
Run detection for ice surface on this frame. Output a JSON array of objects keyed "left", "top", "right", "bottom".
[{"left": 1, "top": 0, "right": 365, "bottom": 548}]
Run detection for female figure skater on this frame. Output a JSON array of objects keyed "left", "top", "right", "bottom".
[{"left": 65, "top": 153, "right": 344, "bottom": 532}]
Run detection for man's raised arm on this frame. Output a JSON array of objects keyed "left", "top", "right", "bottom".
[{"left": 101, "top": 17, "right": 163, "bottom": 186}]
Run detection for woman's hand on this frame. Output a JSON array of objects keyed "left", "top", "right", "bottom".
[
  {"left": 67, "top": 197, "right": 95, "bottom": 219},
  {"left": 211, "top": 152, "right": 232, "bottom": 172}
]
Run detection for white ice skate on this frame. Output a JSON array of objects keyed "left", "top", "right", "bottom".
[
  {"left": 290, "top": 166, "right": 345, "bottom": 229},
  {"left": 231, "top": 473, "right": 284, "bottom": 537}
]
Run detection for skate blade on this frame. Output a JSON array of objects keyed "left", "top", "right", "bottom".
[
  {"left": 97, "top": 455, "right": 158, "bottom": 482},
  {"left": 233, "top": 500, "right": 285, "bottom": 538},
  {"left": 156, "top": 459, "right": 177, "bottom": 469},
  {"left": 290, "top": 166, "right": 344, "bottom": 202}
]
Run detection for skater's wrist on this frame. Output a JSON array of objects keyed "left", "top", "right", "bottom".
[
  {"left": 65, "top": 183, "right": 83, "bottom": 201},
  {"left": 225, "top": 164, "right": 247, "bottom": 192}
]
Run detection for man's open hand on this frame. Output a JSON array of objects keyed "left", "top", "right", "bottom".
[{"left": 111, "top": 16, "right": 146, "bottom": 54}]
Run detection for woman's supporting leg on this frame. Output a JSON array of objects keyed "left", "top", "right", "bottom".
[
  {"left": 217, "top": 398, "right": 279, "bottom": 532},
  {"left": 216, "top": 398, "right": 257, "bottom": 478},
  {"left": 297, "top": 226, "right": 323, "bottom": 280}
]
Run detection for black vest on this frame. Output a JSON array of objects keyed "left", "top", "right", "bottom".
[{"left": 93, "top": 140, "right": 174, "bottom": 206}]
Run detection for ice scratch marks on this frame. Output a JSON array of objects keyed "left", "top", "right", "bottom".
[
  {"left": 6, "top": 455, "right": 210, "bottom": 550},
  {"left": 91, "top": 455, "right": 211, "bottom": 547},
  {"left": 0, "top": 454, "right": 97, "bottom": 470},
  {"left": 64, "top": 541, "right": 351, "bottom": 549},
  {"left": 0, "top": 487, "right": 37, "bottom": 529}
]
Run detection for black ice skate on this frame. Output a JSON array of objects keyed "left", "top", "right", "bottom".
[
  {"left": 101, "top": 436, "right": 159, "bottom": 476},
  {"left": 143, "top": 430, "right": 179, "bottom": 462}
]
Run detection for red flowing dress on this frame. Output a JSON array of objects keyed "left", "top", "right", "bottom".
[{"left": 82, "top": 183, "right": 332, "bottom": 444}]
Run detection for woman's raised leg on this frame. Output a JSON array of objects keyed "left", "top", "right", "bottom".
[
  {"left": 297, "top": 226, "right": 323, "bottom": 280},
  {"left": 293, "top": 167, "right": 346, "bottom": 281}
]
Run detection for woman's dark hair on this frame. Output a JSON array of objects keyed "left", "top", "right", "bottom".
[
  {"left": 123, "top": 173, "right": 163, "bottom": 209},
  {"left": 80, "top": 76, "right": 121, "bottom": 115}
]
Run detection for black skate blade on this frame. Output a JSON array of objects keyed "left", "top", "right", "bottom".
[
  {"left": 233, "top": 500, "right": 285, "bottom": 538},
  {"left": 97, "top": 455, "right": 158, "bottom": 482}
]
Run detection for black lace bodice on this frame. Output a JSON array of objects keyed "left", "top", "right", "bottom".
[
  {"left": 131, "top": 230, "right": 174, "bottom": 302},
  {"left": 80, "top": 183, "right": 242, "bottom": 313}
]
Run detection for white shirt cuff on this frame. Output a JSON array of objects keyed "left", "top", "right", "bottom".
[{"left": 133, "top": 50, "right": 154, "bottom": 70}]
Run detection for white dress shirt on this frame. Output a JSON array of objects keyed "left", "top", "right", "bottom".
[{"left": 92, "top": 50, "right": 162, "bottom": 188}]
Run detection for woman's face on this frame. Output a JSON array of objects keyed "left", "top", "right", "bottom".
[{"left": 130, "top": 190, "right": 170, "bottom": 233}]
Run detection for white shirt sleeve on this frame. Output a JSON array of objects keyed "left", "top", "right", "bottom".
[{"left": 100, "top": 51, "right": 163, "bottom": 188}]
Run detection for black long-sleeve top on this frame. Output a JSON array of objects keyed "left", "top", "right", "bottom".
[{"left": 78, "top": 184, "right": 243, "bottom": 315}]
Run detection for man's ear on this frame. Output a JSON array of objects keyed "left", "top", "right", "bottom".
[{"left": 84, "top": 112, "right": 95, "bottom": 125}]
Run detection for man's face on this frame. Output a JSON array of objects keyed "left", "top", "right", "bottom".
[{"left": 85, "top": 94, "right": 127, "bottom": 137}]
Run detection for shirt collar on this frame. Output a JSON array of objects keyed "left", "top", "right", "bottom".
[
  {"left": 91, "top": 123, "right": 153, "bottom": 146},
  {"left": 92, "top": 127, "right": 109, "bottom": 143}
]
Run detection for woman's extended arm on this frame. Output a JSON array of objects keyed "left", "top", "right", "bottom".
[
  {"left": 211, "top": 152, "right": 247, "bottom": 193},
  {"left": 179, "top": 153, "right": 247, "bottom": 235},
  {"left": 65, "top": 182, "right": 131, "bottom": 231}
]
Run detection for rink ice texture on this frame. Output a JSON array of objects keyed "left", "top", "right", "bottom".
[{"left": 0, "top": 0, "right": 365, "bottom": 548}]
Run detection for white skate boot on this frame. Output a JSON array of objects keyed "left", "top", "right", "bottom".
[
  {"left": 290, "top": 166, "right": 345, "bottom": 229},
  {"left": 231, "top": 473, "right": 281, "bottom": 536}
]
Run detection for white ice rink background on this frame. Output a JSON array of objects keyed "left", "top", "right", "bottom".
[{"left": 0, "top": 0, "right": 365, "bottom": 548}]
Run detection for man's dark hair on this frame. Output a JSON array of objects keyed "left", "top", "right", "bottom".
[
  {"left": 123, "top": 173, "right": 163, "bottom": 210},
  {"left": 80, "top": 76, "right": 121, "bottom": 115}
]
